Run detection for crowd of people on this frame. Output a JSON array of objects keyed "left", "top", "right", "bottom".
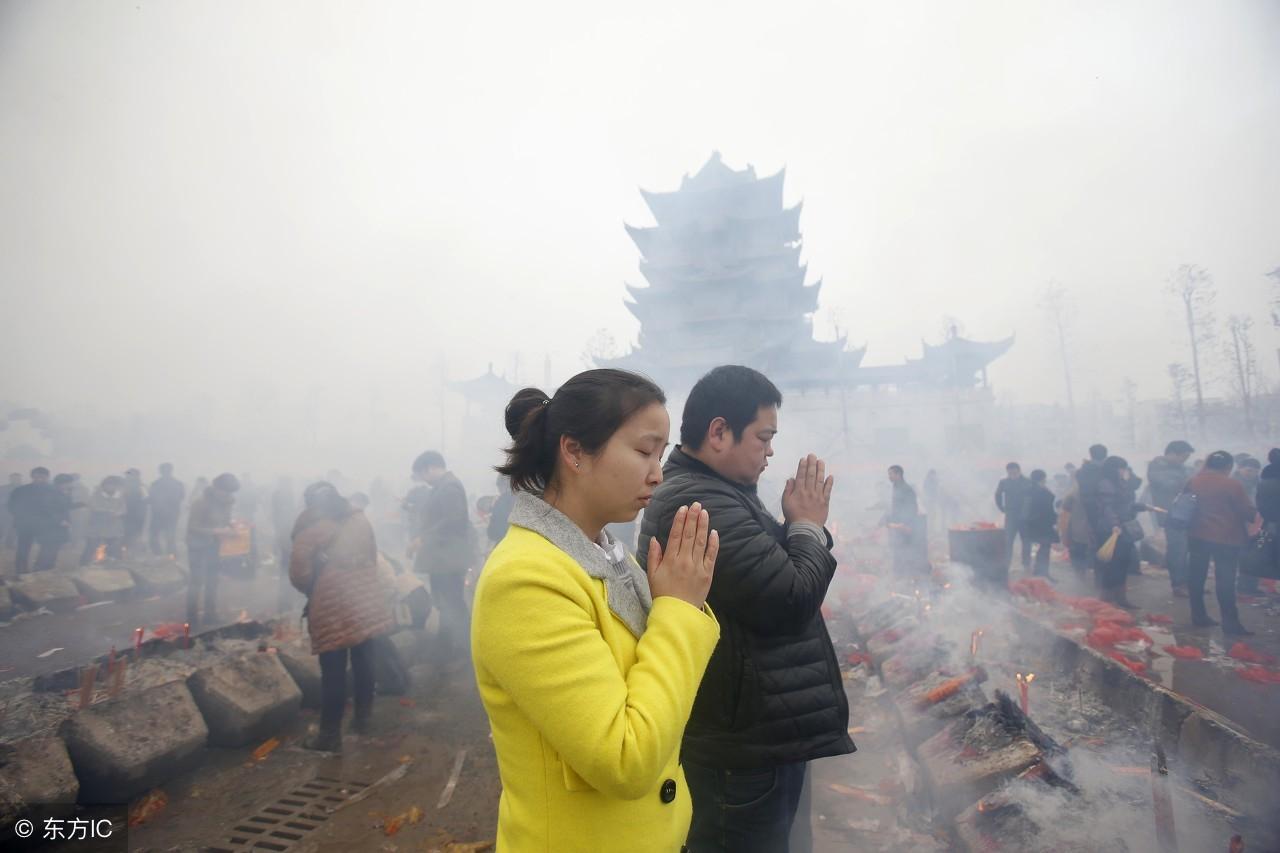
[{"left": 987, "top": 440, "right": 1275, "bottom": 637}]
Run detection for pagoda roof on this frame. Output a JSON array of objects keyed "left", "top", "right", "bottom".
[
  {"left": 631, "top": 263, "right": 809, "bottom": 295},
  {"left": 447, "top": 363, "right": 520, "bottom": 406},
  {"left": 640, "top": 167, "right": 786, "bottom": 229},
  {"left": 625, "top": 203, "right": 802, "bottom": 264}
]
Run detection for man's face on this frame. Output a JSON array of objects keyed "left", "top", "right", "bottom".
[
  {"left": 418, "top": 465, "right": 447, "bottom": 486},
  {"left": 1008, "top": 468, "right": 1022, "bottom": 479},
  {"left": 705, "top": 405, "right": 777, "bottom": 486},
  {"left": 888, "top": 469, "right": 903, "bottom": 484},
  {"left": 31, "top": 473, "right": 49, "bottom": 485}
]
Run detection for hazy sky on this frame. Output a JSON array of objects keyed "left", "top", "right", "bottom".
[{"left": 3, "top": 0, "right": 1278, "bottom": 428}]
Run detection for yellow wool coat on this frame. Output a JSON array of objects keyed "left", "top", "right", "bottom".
[{"left": 472, "top": 509, "right": 719, "bottom": 853}]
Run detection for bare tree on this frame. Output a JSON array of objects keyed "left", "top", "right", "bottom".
[
  {"left": 1167, "top": 362, "right": 1191, "bottom": 435},
  {"left": 1165, "top": 264, "right": 1216, "bottom": 439},
  {"left": 1225, "top": 314, "right": 1259, "bottom": 436},
  {"left": 1038, "top": 282, "right": 1076, "bottom": 424}
]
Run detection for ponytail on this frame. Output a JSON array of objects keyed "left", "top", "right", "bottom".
[{"left": 497, "top": 388, "right": 558, "bottom": 493}]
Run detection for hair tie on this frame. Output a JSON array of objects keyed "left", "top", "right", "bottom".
[{"left": 541, "top": 398, "right": 551, "bottom": 407}]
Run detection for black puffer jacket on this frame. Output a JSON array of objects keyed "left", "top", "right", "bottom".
[{"left": 637, "top": 447, "right": 854, "bottom": 769}]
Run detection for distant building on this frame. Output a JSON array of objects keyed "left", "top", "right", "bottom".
[{"left": 605, "top": 152, "right": 1013, "bottom": 454}]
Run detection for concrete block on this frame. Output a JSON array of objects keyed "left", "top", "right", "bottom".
[
  {"left": 187, "top": 652, "right": 301, "bottom": 746},
  {"left": 275, "top": 644, "right": 322, "bottom": 709},
  {"left": 9, "top": 571, "right": 81, "bottom": 612},
  {"left": 61, "top": 680, "right": 208, "bottom": 804},
  {"left": 123, "top": 558, "right": 188, "bottom": 595},
  {"left": 0, "top": 736, "right": 79, "bottom": 825},
  {"left": 1178, "top": 711, "right": 1280, "bottom": 825},
  {"left": 70, "top": 567, "right": 136, "bottom": 601}
]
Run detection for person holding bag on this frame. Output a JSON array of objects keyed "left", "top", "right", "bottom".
[
  {"left": 1090, "top": 457, "right": 1150, "bottom": 608},
  {"left": 290, "top": 482, "right": 393, "bottom": 751},
  {"left": 472, "top": 370, "right": 721, "bottom": 853}
]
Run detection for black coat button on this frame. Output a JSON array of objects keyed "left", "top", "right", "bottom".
[{"left": 660, "top": 778, "right": 677, "bottom": 803}]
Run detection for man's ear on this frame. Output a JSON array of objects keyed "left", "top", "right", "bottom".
[{"left": 705, "top": 417, "right": 730, "bottom": 452}]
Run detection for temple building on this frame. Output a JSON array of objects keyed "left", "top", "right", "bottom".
[{"left": 606, "top": 152, "right": 1015, "bottom": 453}]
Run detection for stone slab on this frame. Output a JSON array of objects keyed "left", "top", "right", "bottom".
[
  {"left": 70, "top": 567, "right": 136, "bottom": 601},
  {"left": 9, "top": 571, "right": 81, "bottom": 612},
  {"left": 123, "top": 558, "right": 188, "bottom": 595},
  {"left": 1178, "top": 710, "right": 1280, "bottom": 828},
  {"left": 275, "top": 644, "right": 322, "bottom": 709},
  {"left": 0, "top": 736, "right": 79, "bottom": 830},
  {"left": 61, "top": 680, "right": 208, "bottom": 803},
  {"left": 187, "top": 652, "right": 301, "bottom": 746}
]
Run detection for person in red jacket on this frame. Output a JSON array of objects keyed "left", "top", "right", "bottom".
[{"left": 1185, "top": 450, "right": 1260, "bottom": 636}]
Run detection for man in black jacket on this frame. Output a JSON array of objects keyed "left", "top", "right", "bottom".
[
  {"left": 8, "top": 467, "right": 64, "bottom": 574},
  {"left": 1023, "top": 470, "right": 1059, "bottom": 578},
  {"left": 410, "top": 451, "right": 476, "bottom": 665},
  {"left": 638, "top": 365, "right": 853, "bottom": 853},
  {"left": 1147, "top": 440, "right": 1193, "bottom": 596},
  {"left": 995, "top": 462, "right": 1033, "bottom": 570}
]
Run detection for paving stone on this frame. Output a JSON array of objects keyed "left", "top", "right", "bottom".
[
  {"left": 70, "top": 567, "right": 136, "bottom": 601},
  {"left": 187, "top": 652, "right": 301, "bottom": 746},
  {"left": 275, "top": 643, "right": 322, "bottom": 709},
  {"left": 0, "top": 735, "right": 79, "bottom": 829},
  {"left": 122, "top": 557, "right": 188, "bottom": 595},
  {"left": 61, "top": 680, "right": 208, "bottom": 803},
  {"left": 9, "top": 571, "right": 81, "bottom": 612}
]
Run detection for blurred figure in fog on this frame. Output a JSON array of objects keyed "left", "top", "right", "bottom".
[
  {"left": 410, "top": 451, "right": 477, "bottom": 667},
  {"left": 1233, "top": 457, "right": 1263, "bottom": 595},
  {"left": 884, "top": 465, "right": 924, "bottom": 577},
  {"left": 1090, "top": 457, "right": 1149, "bottom": 609},
  {"left": 290, "top": 481, "right": 392, "bottom": 752},
  {"left": 1024, "top": 470, "right": 1059, "bottom": 579},
  {"left": 271, "top": 477, "right": 299, "bottom": 612},
  {"left": 9, "top": 468, "right": 61, "bottom": 573},
  {"left": 487, "top": 474, "right": 515, "bottom": 547},
  {"left": 122, "top": 468, "right": 148, "bottom": 553},
  {"left": 0, "top": 472, "right": 21, "bottom": 548},
  {"left": 1185, "top": 451, "right": 1258, "bottom": 635},
  {"left": 1058, "top": 474, "right": 1094, "bottom": 578},
  {"left": 186, "top": 473, "right": 239, "bottom": 625},
  {"left": 995, "top": 462, "right": 1032, "bottom": 571},
  {"left": 81, "top": 475, "right": 127, "bottom": 564},
  {"left": 148, "top": 463, "right": 185, "bottom": 557},
  {"left": 68, "top": 474, "right": 90, "bottom": 549},
  {"left": 1147, "top": 440, "right": 1194, "bottom": 597},
  {"left": 236, "top": 473, "right": 260, "bottom": 525}
]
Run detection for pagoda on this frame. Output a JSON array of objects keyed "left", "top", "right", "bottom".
[
  {"left": 606, "top": 153, "right": 1012, "bottom": 394},
  {"left": 605, "top": 152, "right": 864, "bottom": 391}
]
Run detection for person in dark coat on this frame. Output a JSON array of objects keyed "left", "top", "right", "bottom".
[
  {"left": 995, "top": 462, "right": 1033, "bottom": 569},
  {"left": 1233, "top": 456, "right": 1263, "bottom": 596},
  {"left": 1023, "top": 470, "right": 1059, "bottom": 579},
  {"left": 8, "top": 467, "right": 63, "bottom": 574},
  {"left": 0, "top": 472, "right": 21, "bottom": 549},
  {"left": 1256, "top": 448, "right": 1280, "bottom": 525},
  {"left": 637, "top": 365, "right": 852, "bottom": 853},
  {"left": 1147, "top": 440, "right": 1194, "bottom": 596},
  {"left": 487, "top": 474, "right": 515, "bottom": 546},
  {"left": 884, "top": 465, "right": 927, "bottom": 578},
  {"left": 1090, "top": 457, "right": 1148, "bottom": 608},
  {"left": 148, "top": 463, "right": 185, "bottom": 557},
  {"left": 410, "top": 451, "right": 476, "bottom": 664},
  {"left": 186, "top": 473, "right": 239, "bottom": 625},
  {"left": 121, "top": 468, "right": 148, "bottom": 553},
  {"left": 1186, "top": 451, "right": 1259, "bottom": 635}
]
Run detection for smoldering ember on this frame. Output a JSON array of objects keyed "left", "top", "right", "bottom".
[{"left": 2, "top": 4, "right": 1279, "bottom": 853}]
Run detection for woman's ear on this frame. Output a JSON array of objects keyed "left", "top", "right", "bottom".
[{"left": 560, "top": 435, "right": 584, "bottom": 472}]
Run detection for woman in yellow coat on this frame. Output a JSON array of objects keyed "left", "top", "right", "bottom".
[{"left": 473, "top": 370, "right": 721, "bottom": 853}]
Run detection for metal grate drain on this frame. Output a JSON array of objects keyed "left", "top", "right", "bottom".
[{"left": 208, "top": 775, "right": 371, "bottom": 852}]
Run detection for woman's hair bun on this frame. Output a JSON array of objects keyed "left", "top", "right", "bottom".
[{"left": 504, "top": 387, "right": 549, "bottom": 439}]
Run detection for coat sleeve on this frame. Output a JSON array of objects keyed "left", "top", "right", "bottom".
[
  {"left": 697, "top": 491, "right": 837, "bottom": 634},
  {"left": 474, "top": 561, "right": 719, "bottom": 800},
  {"left": 290, "top": 521, "right": 332, "bottom": 594},
  {"left": 994, "top": 481, "right": 1006, "bottom": 513}
]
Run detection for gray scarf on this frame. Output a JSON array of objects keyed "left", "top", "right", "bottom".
[{"left": 508, "top": 492, "right": 652, "bottom": 637}]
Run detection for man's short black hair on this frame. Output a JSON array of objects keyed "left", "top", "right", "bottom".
[
  {"left": 413, "top": 450, "right": 446, "bottom": 472},
  {"left": 1165, "top": 440, "right": 1194, "bottom": 456},
  {"left": 1006, "top": 462, "right": 1021, "bottom": 472},
  {"left": 888, "top": 465, "right": 904, "bottom": 476},
  {"left": 1030, "top": 469, "right": 1047, "bottom": 484},
  {"left": 1239, "top": 456, "right": 1262, "bottom": 471},
  {"left": 1088, "top": 444, "right": 1108, "bottom": 462},
  {"left": 30, "top": 467, "right": 49, "bottom": 478},
  {"left": 1205, "top": 450, "right": 1234, "bottom": 472},
  {"left": 680, "top": 365, "right": 782, "bottom": 450}
]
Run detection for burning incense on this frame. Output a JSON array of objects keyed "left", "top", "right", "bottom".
[
  {"left": 77, "top": 664, "right": 99, "bottom": 710},
  {"left": 183, "top": 623, "right": 191, "bottom": 650},
  {"left": 133, "top": 627, "right": 144, "bottom": 654},
  {"left": 1015, "top": 672, "right": 1035, "bottom": 715},
  {"left": 109, "top": 659, "right": 127, "bottom": 698},
  {"left": 969, "top": 629, "right": 984, "bottom": 662}
]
